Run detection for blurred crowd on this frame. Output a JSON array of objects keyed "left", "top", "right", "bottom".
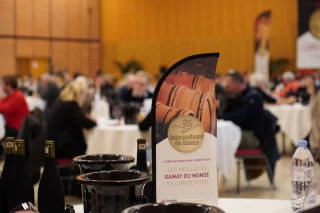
[
  {"left": 2, "top": 68, "right": 320, "bottom": 165},
  {"left": 0, "top": 70, "right": 155, "bottom": 159},
  {"left": 216, "top": 69, "right": 320, "bottom": 175}
]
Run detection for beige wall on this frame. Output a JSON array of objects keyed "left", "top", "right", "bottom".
[{"left": 0, "top": 0, "right": 101, "bottom": 77}]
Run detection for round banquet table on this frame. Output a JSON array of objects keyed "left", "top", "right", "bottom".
[
  {"left": 73, "top": 197, "right": 320, "bottom": 213},
  {"left": 265, "top": 103, "right": 311, "bottom": 145},
  {"left": 0, "top": 114, "right": 5, "bottom": 141},
  {"left": 216, "top": 120, "right": 241, "bottom": 179},
  {"left": 25, "top": 96, "right": 46, "bottom": 111},
  {"left": 85, "top": 119, "right": 241, "bottom": 179}
]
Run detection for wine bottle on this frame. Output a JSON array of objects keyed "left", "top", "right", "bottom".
[
  {"left": 7, "top": 139, "right": 34, "bottom": 212},
  {"left": 136, "top": 138, "right": 148, "bottom": 172},
  {"left": 0, "top": 137, "right": 15, "bottom": 213},
  {"left": 38, "top": 141, "right": 65, "bottom": 213},
  {"left": 135, "top": 138, "right": 154, "bottom": 202}
]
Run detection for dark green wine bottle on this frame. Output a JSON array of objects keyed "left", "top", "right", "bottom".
[
  {"left": 0, "top": 137, "right": 15, "bottom": 213},
  {"left": 38, "top": 141, "right": 65, "bottom": 213},
  {"left": 136, "top": 138, "right": 148, "bottom": 172},
  {"left": 8, "top": 139, "right": 34, "bottom": 212},
  {"left": 136, "top": 138, "right": 153, "bottom": 202}
]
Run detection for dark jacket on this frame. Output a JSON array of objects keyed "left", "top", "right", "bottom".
[
  {"left": 121, "top": 89, "right": 153, "bottom": 104},
  {"left": 262, "top": 110, "right": 281, "bottom": 181},
  {"left": 139, "top": 112, "right": 152, "bottom": 131},
  {"left": 295, "top": 86, "right": 320, "bottom": 105},
  {"left": 254, "top": 87, "right": 277, "bottom": 104},
  {"left": 42, "top": 83, "right": 60, "bottom": 112},
  {"left": 17, "top": 115, "right": 46, "bottom": 184},
  {"left": 47, "top": 100, "right": 96, "bottom": 158},
  {"left": 218, "top": 86, "right": 264, "bottom": 142}
]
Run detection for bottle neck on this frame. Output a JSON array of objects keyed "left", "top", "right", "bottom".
[
  {"left": 137, "top": 142, "right": 146, "bottom": 154},
  {"left": 5, "top": 141, "right": 14, "bottom": 155},
  {"left": 15, "top": 144, "right": 25, "bottom": 156},
  {"left": 45, "top": 146, "right": 55, "bottom": 158},
  {"left": 137, "top": 143, "right": 147, "bottom": 162},
  {"left": 136, "top": 143, "right": 147, "bottom": 170}
]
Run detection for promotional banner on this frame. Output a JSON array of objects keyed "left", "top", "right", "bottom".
[
  {"left": 152, "top": 53, "right": 219, "bottom": 205},
  {"left": 254, "top": 10, "right": 271, "bottom": 80},
  {"left": 297, "top": 0, "right": 320, "bottom": 69}
]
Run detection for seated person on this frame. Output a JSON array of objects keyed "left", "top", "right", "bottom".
[
  {"left": 295, "top": 74, "right": 320, "bottom": 105},
  {"left": 249, "top": 72, "right": 278, "bottom": 104},
  {"left": 218, "top": 71, "right": 264, "bottom": 149},
  {"left": 118, "top": 73, "right": 136, "bottom": 100},
  {"left": 100, "top": 74, "right": 117, "bottom": 100},
  {"left": 47, "top": 76, "right": 96, "bottom": 159},
  {"left": 0, "top": 75, "right": 29, "bottom": 138},
  {"left": 121, "top": 71, "right": 153, "bottom": 104},
  {"left": 274, "top": 71, "right": 301, "bottom": 98},
  {"left": 39, "top": 73, "right": 60, "bottom": 114}
]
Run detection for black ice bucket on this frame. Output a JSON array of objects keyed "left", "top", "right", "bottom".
[
  {"left": 122, "top": 203, "right": 225, "bottom": 213},
  {"left": 73, "top": 154, "right": 135, "bottom": 174},
  {"left": 76, "top": 170, "right": 152, "bottom": 213}
]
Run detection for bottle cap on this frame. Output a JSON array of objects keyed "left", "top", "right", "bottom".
[
  {"left": 298, "top": 140, "right": 308, "bottom": 147},
  {"left": 15, "top": 139, "right": 25, "bottom": 144},
  {"left": 5, "top": 137, "right": 15, "bottom": 141}
]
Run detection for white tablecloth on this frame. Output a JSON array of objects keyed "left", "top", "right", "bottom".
[
  {"left": 217, "top": 120, "right": 241, "bottom": 179},
  {"left": 25, "top": 96, "right": 46, "bottom": 111},
  {"left": 85, "top": 124, "right": 141, "bottom": 162},
  {"left": 73, "top": 196, "right": 320, "bottom": 213},
  {"left": 85, "top": 120, "right": 241, "bottom": 179},
  {"left": 266, "top": 104, "right": 311, "bottom": 145},
  {"left": 0, "top": 114, "right": 5, "bottom": 140}
]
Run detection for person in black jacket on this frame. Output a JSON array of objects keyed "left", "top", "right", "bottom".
[
  {"left": 39, "top": 74, "right": 60, "bottom": 112},
  {"left": 121, "top": 71, "right": 153, "bottom": 104},
  {"left": 47, "top": 76, "right": 96, "bottom": 159},
  {"left": 218, "top": 71, "right": 264, "bottom": 149}
]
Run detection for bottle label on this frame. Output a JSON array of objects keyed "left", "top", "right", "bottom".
[
  {"left": 292, "top": 167, "right": 305, "bottom": 182},
  {"left": 6, "top": 142, "right": 13, "bottom": 148},
  {"left": 45, "top": 147, "right": 48, "bottom": 154},
  {"left": 139, "top": 144, "right": 146, "bottom": 150}
]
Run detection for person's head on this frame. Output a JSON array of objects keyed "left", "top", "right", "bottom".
[
  {"left": 215, "top": 74, "right": 222, "bottom": 85},
  {"left": 101, "top": 74, "right": 112, "bottom": 86},
  {"left": 2, "top": 75, "right": 18, "bottom": 94},
  {"left": 242, "top": 72, "right": 250, "bottom": 85},
  {"left": 63, "top": 72, "right": 72, "bottom": 84},
  {"left": 59, "top": 76, "right": 89, "bottom": 107},
  {"left": 224, "top": 70, "right": 246, "bottom": 96},
  {"left": 133, "top": 71, "right": 150, "bottom": 97},
  {"left": 282, "top": 71, "right": 295, "bottom": 84},
  {"left": 125, "top": 73, "right": 136, "bottom": 89},
  {"left": 304, "top": 74, "right": 316, "bottom": 88},
  {"left": 249, "top": 72, "right": 267, "bottom": 89},
  {"left": 40, "top": 73, "right": 52, "bottom": 87}
]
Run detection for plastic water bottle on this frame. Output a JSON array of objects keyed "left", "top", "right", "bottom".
[{"left": 291, "top": 140, "right": 316, "bottom": 212}]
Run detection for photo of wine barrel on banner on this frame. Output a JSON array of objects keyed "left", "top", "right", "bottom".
[
  {"left": 165, "top": 72, "right": 215, "bottom": 94},
  {"left": 152, "top": 53, "right": 219, "bottom": 206},
  {"left": 155, "top": 102, "right": 195, "bottom": 142},
  {"left": 157, "top": 82, "right": 216, "bottom": 135}
]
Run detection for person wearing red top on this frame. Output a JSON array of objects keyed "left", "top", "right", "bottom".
[
  {"left": 274, "top": 71, "right": 301, "bottom": 98},
  {"left": 0, "top": 75, "right": 29, "bottom": 138}
]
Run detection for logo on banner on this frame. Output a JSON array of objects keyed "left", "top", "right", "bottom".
[
  {"left": 309, "top": 9, "right": 320, "bottom": 39},
  {"left": 168, "top": 116, "right": 204, "bottom": 153}
]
